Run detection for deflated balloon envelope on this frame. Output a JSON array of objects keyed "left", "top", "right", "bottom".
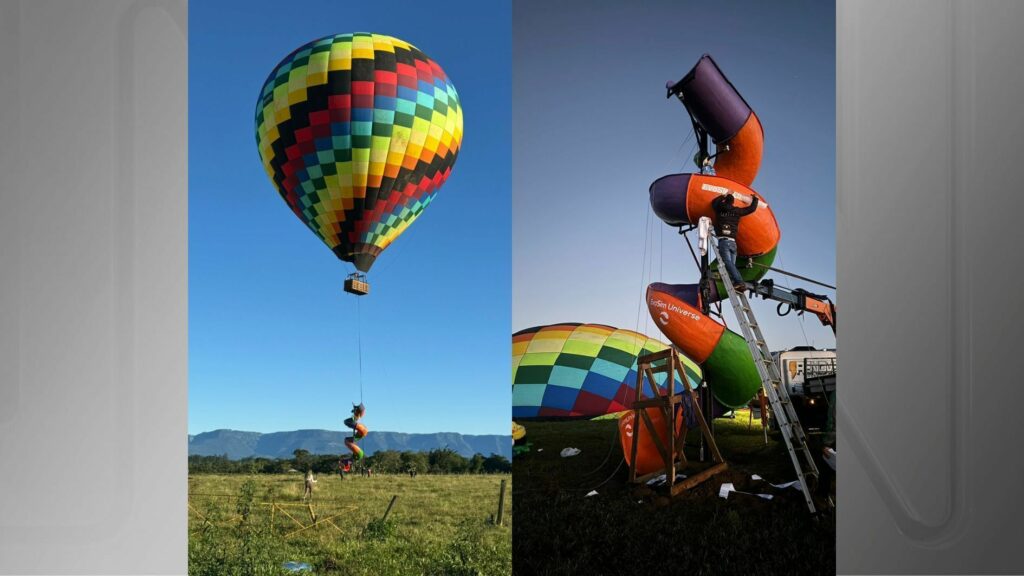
[
  {"left": 255, "top": 33, "right": 463, "bottom": 272},
  {"left": 512, "top": 323, "right": 702, "bottom": 419}
]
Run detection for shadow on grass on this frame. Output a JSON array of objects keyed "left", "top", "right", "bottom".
[{"left": 513, "top": 415, "right": 835, "bottom": 575}]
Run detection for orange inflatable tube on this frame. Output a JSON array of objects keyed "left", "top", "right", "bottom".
[{"left": 619, "top": 406, "right": 683, "bottom": 477}]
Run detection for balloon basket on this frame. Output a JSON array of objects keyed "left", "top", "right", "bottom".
[
  {"left": 344, "top": 273, "right": 370, "bottom": 296},
  {"left": 624, "top": 349, "right": 727, "bottom": 497}
]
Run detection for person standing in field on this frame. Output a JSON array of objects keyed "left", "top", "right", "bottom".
[
  {"left": 711, "top": 191, "right": 759, "bottom": 292},
  {"left": 303, "top": 469, "right": 316, "bottom": 500}
]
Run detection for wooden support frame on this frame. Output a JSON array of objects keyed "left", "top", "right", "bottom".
[{"left": 627, "top": 349, "right": 727, "bottom": 496}]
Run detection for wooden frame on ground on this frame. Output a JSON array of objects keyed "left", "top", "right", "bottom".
[{"left": 627, "top": 349, "right": 727, "bottom": 496}]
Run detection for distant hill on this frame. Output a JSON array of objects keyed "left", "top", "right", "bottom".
[{"left": 189, "top": 429, "right": 511, "bottom": 460}]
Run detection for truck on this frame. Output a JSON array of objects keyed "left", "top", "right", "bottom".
[{"left": 770, "top": 346, "right": 836, "bottom": 429}]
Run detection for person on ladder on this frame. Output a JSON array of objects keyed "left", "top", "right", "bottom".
[
  {"left": 339, "top": 403, "right": 368, "bottom": 474},
  {"left": 711, "top": 190, "right": 758, "bottom": 292}
]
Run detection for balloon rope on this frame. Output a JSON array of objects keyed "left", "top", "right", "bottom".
[
  {"left": 357, "top": 295, "right": 364, "bottom": 405},
  {"left": 633, "top": 204, "right": 652, "bottom": 351}
]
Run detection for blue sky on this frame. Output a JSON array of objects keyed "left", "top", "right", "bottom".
[
  {"left": 512, "top": 0, "right": 836, "bottom": 351},
  {"left": 189, "top": 0, "right": 510, "bottom": 435}
]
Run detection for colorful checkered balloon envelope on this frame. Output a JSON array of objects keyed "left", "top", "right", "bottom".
[
  {"left": 256, "top": 33, "right": 463, "bottom": 272},
  {"left": 512, "top": 323, "right": 702, "bottom": 419}
]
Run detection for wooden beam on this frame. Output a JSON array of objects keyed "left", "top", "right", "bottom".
[
  {"left": 632, "top": 398, "right": 675, "bottom": 409},
  {"left": 670, "top": 462, "right": 728, "bottom": 496},
  {"left": 667, "top": 398, "right": 677, "bottom": 488},
  {"left": 640, "top": 349, "right": 673, "bottom": 363},
  {"left": 688, "top": 385, "right": 724, "bottom": 463},
  {"left": 644, "top": 367, "right": 662, "bottom": 398}
]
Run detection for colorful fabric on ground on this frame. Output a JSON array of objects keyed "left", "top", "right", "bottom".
[
  {"left": 512, "top": 323, "right": 702, "bottom": 419},
  {"left": 256, "top": 33, "right": 463, "bottom": 272}
]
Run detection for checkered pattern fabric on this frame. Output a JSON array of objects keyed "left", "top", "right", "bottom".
[
  {"left": 512, "top": 323, "right": 703, "bottom": 419},
  {"left": 255, "top": 33, "right": 463, "bottom": 272}
]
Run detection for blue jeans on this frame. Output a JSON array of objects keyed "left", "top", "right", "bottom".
[{"left": 718, "top": 237, "right": 744, "bottom": 285}]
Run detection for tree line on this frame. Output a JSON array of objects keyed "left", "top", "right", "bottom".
[{"left": 188, "top": 447, "right": 511, "bottom": 475}]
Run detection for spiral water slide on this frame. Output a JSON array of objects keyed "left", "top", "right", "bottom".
[{"left": 646, "top": 55, "right": 779, "bottom": 410}]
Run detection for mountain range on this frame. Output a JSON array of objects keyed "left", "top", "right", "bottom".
[{"left": 188, "top": 429, "right": 512, "bottom": 460}]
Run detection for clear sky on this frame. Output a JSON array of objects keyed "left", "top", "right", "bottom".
[
  {"left": 512, "top": 0, "right": 836, "bottom": 351},
  {"left": 189, "top": 0, "right": 510, "bottom": 435}
]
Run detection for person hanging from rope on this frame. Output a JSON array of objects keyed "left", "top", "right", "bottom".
[
  {"left": 711, "top": 190, "right": 759, "bottom": 292},
  {"left": 339, "top": 403, "right": 368, "bottom": 474}
]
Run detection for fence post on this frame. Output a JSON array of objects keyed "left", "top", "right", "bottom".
[
  {"left": 382, "top": 495, "right": 398, "bottom": 522},
  {"left": 496, "top": 479, "right": 507, "bottom": 526}
]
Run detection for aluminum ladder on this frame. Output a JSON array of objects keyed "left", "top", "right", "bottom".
[{"left": 710, "top": 240, "right": 820, "bottom": 513}]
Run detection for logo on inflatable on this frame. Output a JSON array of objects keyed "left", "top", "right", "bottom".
[{"left": 649, "top": 297, "right": 700, "bottom": 322}]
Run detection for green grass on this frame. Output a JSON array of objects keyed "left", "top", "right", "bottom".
[
  {"left": 189, "top": 473, "right": 511, "bottom": 576},
  {"left": 513, "top": 410, "right": 834, "bottom": 576}
]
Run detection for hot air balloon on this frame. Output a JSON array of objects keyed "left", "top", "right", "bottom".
[
  {"left": 512, "top": 323, "right": 702, "bottom": 419},
  {"left": 255, "top": 33, "right": 463, "bottom": 293}
]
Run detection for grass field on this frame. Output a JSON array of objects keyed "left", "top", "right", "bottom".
[
  {"left": 188, "top": 473, "right": 511, "bottom": 576},
  {"left": 513, "top": 410, "right": 835, "bottom": 576}
]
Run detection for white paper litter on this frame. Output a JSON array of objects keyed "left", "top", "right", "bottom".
[
  {"left": 719, "top": 483, "right": 736, "bottom": 499},
  {"left": 560, "top": 447, "right": 581, "bottom": 457},
  {"left": 720, "top": 482, "right": 774, "bottom": 501},
  {"left": 751, "top": 473, "right": 803, "bottom": 490},
  {"left": 537, "top": 448, "right": 544, "bottom": 452},
  {"left": 585, "top": 490, "right": 598, "bottom": 497},
  {"left": 646, "top": 473, "right": 687, "bottom": 487}
]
